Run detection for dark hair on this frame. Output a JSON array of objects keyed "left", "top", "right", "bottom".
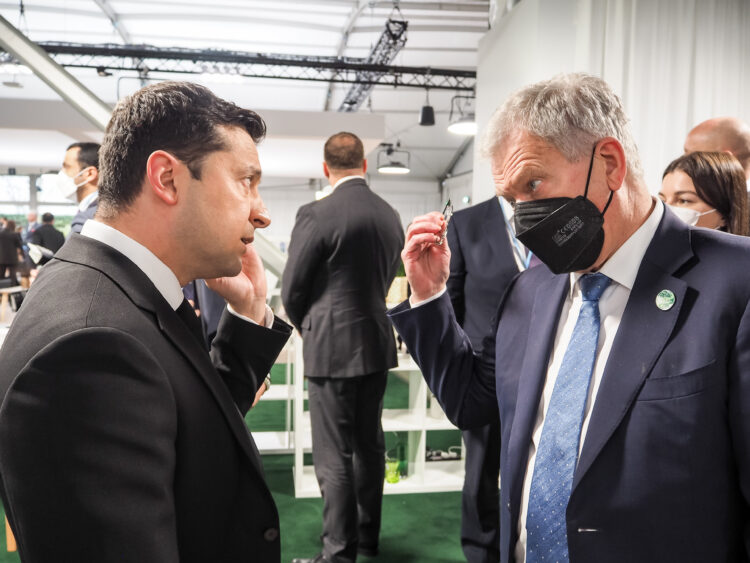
[
  {"left": 663, "top": 151, "right": 749, "bottom": 236},
  {"left": 41, "top": 212, "right": 54, "bottom": 223},
  {"left": 5, "top": 220, "right": 16, "bottom": 232},
  {"left": 98, "top": 81, "right": 266, "bottom": 214},
  {"left": 66, "top": 142, "right": 100, "bottom": 169},
  {"left": 324, "top": 132, "right": 365, "bottom": 170}
]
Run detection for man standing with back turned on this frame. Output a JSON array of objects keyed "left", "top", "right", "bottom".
[
  {"left": 390, "top": 73, "right": 750, "bottom": 562},
  {"left": 283, "top": 132, "right": 404, "bottom": 563},
  {"left": 0, "top": 81, "right": 292, "bottom": 562}
]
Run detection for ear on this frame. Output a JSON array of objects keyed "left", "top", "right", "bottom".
[
  {"left": 84, "top": 166, "right": 99, "bottom": 186},
  {"left": 362, "top": 159, "right": 367, "bottom": 174},
  {"left": 597, "top": 137, "right": 627, "bottom": 192},
  {"left": 322, "top": 162, "right": 330, "bottom": 179},
  {"left": 146, "top": 150, "right": 182, "bottom": 206}
]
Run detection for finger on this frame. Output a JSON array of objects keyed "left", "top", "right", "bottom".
[{"left": 406, "top": 218, "right": 444, "bottom": 239}]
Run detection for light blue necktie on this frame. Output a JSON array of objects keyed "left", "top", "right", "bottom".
[{"left": 526, "top": 272, "right": 611, "bottom": 563}]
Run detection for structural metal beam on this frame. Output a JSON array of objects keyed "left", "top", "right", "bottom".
[
  {"left": 0, "top": 15, "right": 112, "bottom": 130},
  {"left": 0, "top": 41, "right": 476, "bottom": 92}
]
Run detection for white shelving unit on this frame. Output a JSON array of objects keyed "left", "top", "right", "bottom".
[{"left": 291, "top": 332, "right": 465, "bottom": 498}]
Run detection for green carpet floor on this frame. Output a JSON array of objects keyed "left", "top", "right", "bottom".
[{"left": 0, "top": 366, "right": 467, "bottom": 562}]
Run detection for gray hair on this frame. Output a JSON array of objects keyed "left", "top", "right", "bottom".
[{"left": 480, "top": 73, "right": 644, "bottom": 182}]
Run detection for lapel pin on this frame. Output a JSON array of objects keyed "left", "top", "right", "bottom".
[{"left": 655, "top": 289, "right": 676, "bottom": 311}]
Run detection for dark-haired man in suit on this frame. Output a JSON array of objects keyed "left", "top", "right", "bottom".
[
  {"left": 57, "top": 141, "right": 101, "bottom": 235},
  {"left": 0, "top": 81, "right": 291, "bottom": 562},
  {"left": 29, "top": 212, "right": 64, "bottom": 253},
  {"left": 283, "top": 132, "right": 404, "bottom": 563}
]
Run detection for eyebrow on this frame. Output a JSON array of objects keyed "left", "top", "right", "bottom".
[{"left": 242, "top": 165, "right": 262, "bottom": 181}]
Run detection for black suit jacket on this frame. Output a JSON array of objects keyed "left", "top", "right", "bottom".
[
  {"left": 29, "top": 223, "right": 65, "bottom": 253},
  {"left": 0, "top": 228, "right": 21, "bottom": 265},
  {"left": 391, "top": 209, "right": 750, "bottom": 562},
  {"left": 0, "top": 235, "right": 292, "bottom": 562},
  {"left": 281, "top": 178, "right": 405, "bottom": 378},
  {"left": 446, "top": 197, "right": 519, "bottom": 351}
]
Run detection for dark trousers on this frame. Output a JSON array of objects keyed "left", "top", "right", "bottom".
[
  {"left": 307, "top": 371, "right": 388, "bottom": 563},
  {"left": 461, "top": 419, "right": 501, "bottom": 563}
]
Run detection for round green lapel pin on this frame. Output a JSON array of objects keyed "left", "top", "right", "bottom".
[{"left": 655, "top": 289, "right": 676, "bottom": 311}]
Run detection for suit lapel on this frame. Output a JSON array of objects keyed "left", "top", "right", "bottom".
[
  {"left": 55, "top": 235, "right": 266, "bottom": 476},
  {"left": 572, "top": 211, "right": 693, "bottom": 490},
  {"left": 505, "top": 273, "right": 569, "bottom": 513},
  {"left": 155, "top": 307, "right": 267, "bottom": 477}
]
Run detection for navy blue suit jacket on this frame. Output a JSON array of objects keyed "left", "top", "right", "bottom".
[
  {"left": 390, "top": 209, "right": 750, "bottom": 562},
  {"left": 446, "top": 197, "right": 519, "bottom": 351}
]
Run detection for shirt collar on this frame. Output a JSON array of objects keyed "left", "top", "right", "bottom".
[
  {"left": 569, "top": 197, "right": 664, "bottom": 295},
  {"left": 79, "top": 190, "right": 99, "bottom": 212},
  {"left": 80, "top": 219, "right": 184, "bottom": 310},
  {"left": 332, "top": 175, "right": 365, "bottom": 190}
]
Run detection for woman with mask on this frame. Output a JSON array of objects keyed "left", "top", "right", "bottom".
[{"left": 660, "top": 151, "right": 749, "bottom": 235}]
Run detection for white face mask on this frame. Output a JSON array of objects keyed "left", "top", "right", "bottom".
[
  {"left": 56, "top": 168, "right": 88, "bottom": 203},
  {"left": 667, "top": 204, "right": 717, "bottom": 227}
]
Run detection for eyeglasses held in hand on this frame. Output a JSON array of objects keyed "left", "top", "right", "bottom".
[{"left": 436, "top": 199, "right": 453, "bottom": 245}]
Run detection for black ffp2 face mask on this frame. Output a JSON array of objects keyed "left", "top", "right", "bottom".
[{"left": 512, "top": 147, "right": 613, "bottom": 275}]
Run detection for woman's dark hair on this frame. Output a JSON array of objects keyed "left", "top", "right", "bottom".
[
  {"left": 98, "top": 81, "right": 266, "bottom": 216},
  {"left": 663, "top": 151, "right": 749, "bottom": 236},
  {"left": 5, "top": 220, "right": 16, "bottom": 232}
]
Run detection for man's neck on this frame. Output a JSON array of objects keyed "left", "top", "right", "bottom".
[
  {"left": 77, "top": 183, "right": 98, "bottom": 203},
  {"left": 328, "top": 169, "right": 365, "bottom": 188}
]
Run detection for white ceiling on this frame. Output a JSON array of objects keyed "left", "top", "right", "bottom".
[{"left": 0, "top": 0, "right": 488, "bottom": 184}]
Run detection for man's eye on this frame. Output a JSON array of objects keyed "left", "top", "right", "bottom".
[{"left": 529, "top": 180, "right": 541, "bottom": 191}]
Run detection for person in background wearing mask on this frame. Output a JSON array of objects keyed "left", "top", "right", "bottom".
[
  {"left": 57, "top": 142, "right": 100, "bottom": 235},
  {"left": 389, "top": 73, "right": 750, "bottom": 562},
  {"left": 660, "top": 151, "right": 749, "bottom": 236}
]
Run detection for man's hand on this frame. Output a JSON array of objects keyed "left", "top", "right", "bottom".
[
  {"left": 205, "top": 243, "right": 267, "bottom": 324},
  {"left": 251, "top": 377, "right": 270, "bottom": 408},
  {"left": 403, "top": 211, "right": 450, "bottom": 302}
]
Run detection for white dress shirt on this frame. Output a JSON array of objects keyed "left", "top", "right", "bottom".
[
  {"left": 514, "top": 199, "right": 663, "bottom": 562},
  {"left": 332, "top": 175, "right": 366, "bottom": 190},
  {"left": 498, "top": 196, "right": 532, "bottom": 271},
  {"left": 80, "top": 220, "right": 273, "bottom": 326}
]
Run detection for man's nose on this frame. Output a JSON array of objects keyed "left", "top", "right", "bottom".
[{"left": 251, "top": 199, "right": 271, "bottom": 229}]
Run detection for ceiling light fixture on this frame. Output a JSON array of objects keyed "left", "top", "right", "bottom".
[
  {"left": 377, "top": 142, "right": 411, "bottom": 175},
  {"left": 419, "top": 89, "right": 435, "bottom": 126},
  {"left": 447, "top": 94, "right": 477, "bottom": 136}
]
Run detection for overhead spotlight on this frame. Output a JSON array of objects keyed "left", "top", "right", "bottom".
[
  {"left": 447, "top": 95, "right": 477, "bottom": 136},
  {"left": 377, "top": 142, "right": 411, "bottom": 175},
  {"left": 96, "top": 66, "right": 112, "bottom": 77},
  {"left": 419, "top": 89, "right": 435, "bottom": 126}
]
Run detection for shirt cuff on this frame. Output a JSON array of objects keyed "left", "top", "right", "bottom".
[
  {"left": 409, "top": 286, "right": 447, "bottom": 308},
  {"left": 227, "top": 303, "right": 275, "bottom": 328}
]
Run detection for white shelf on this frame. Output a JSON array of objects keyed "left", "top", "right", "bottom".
[
  {"left": 291, "top": 332, "right": 464, "bottom": 497},
  {"left": 293, "top": 460, "right": 465, "bottom": 498}
]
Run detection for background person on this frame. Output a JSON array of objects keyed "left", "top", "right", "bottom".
[
  {"left": 57, "top": 141, "right": 101, "bottom": 235},
  {"left": 446, "top": 196, "right": 537, "bottom": 563},
  {"left": 283, "top": 132, "right": 404, "bottom": 563},
  {"left": 0, "top": 81, "right": 292, "bottom": 563},
  {"left": 0, "top": 219, "right": 22, "bottom": 284},
  {"left": 389, "top": 73, "right": 750, "bottom": 562},
  {"left": 684, "top": 117, "right": 750, "bottom": 184},
  {"left": 660, "top": 151, "right": 749, "bottom": 235},
  {"left": 29, "top": 212, "right": 65, "bottom": 253}
]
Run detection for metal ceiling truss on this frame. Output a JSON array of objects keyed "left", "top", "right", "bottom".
[
  {"left": 0, "top": 41, "right": 476, "bottom": 92},
  {"left": 338, "top": 17, "right": 408, "bottom": 112}
]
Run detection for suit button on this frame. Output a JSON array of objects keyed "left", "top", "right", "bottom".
[
  {"left": 263, "top": 528, "right": 279, "bottom": 542},
  {"left": 507, "top": 502, "right": 511, "bottom": 510}
]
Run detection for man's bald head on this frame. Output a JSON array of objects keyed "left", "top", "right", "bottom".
[{"left": 685, "top": 117, "right": 750, "bottom": 178}]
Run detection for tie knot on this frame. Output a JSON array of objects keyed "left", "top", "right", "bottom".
[{"left": 579, "top": 272, "right": 611, "bottom": 302}]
